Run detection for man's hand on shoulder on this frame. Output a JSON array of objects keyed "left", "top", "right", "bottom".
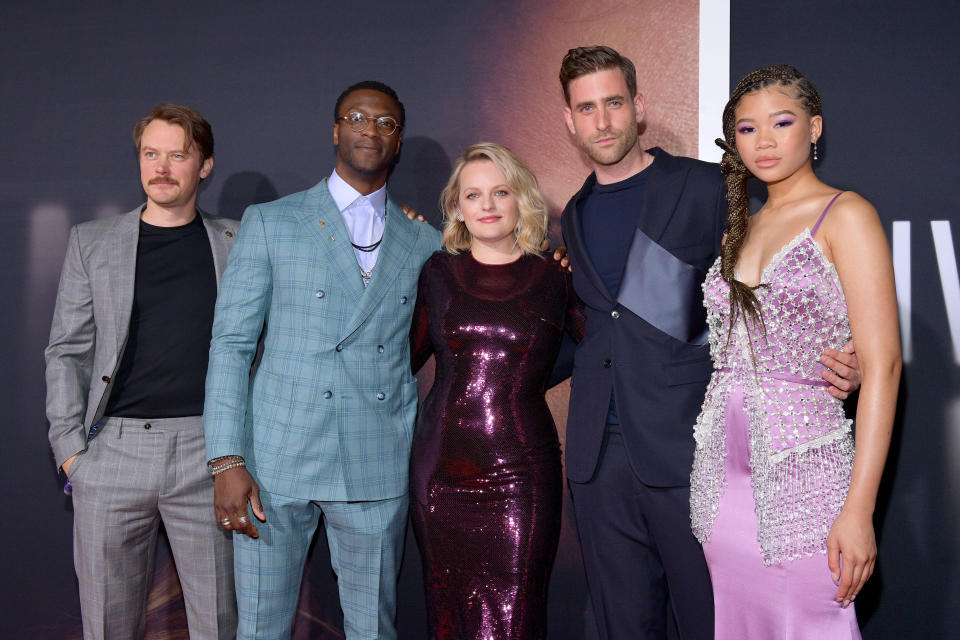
[
  {"left": 402, "top": 204, "right": 426, "bottom": 223},
  {"left": 549, "top": 243, "right": 571, "bottom": 272}
]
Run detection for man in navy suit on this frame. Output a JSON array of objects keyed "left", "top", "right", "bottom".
[{"left": 557, "top": 46, "right": 860, "bottom": 639}]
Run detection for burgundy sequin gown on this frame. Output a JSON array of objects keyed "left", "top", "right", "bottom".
[{"left": 410, "top": 251, "right": 584, "bottom": 640}]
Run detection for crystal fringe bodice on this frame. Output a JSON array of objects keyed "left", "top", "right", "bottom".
[{"left": 690, "top": 229, "right": 855, "bottom": 565}]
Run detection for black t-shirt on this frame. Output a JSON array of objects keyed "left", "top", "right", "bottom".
[
  {"left": 104, "top": 214, "right": 217, "bottom": 418},
  {"left": 580, "top": 168, "right": 648, "bottom": 298},
  {"left": 579, "top": 168, "right": 649, "bottom": 426}
]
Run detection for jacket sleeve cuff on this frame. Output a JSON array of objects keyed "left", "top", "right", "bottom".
[{"left": 51, "top": 429, "right": 88, "bottom": 471}]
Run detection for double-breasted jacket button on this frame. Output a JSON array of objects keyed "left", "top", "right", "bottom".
[
  {"left": 602, "top": 359, "right": 612, "bottom": 368},
  {"left": 336, "top": 344, "right": 343, "bottom": 352},
  {"left": 611, "top": 310, "right": 620, "bottom": 319},
  {"left": 376, "top": 392, "right": 386, "bottom": 401},
  {"left": 323, "top": 390, "right": 333, "bottom": 399},
  {"left": 315, "top": 289, "right": 325, "bottom": 299},
  {"left": 225, "top": 230, "right": 233, "bottom": 238},
  {"left": 399, "top": 295, "right": 408, "bottom": 304},
  {"left": 102, "top": 375, "right": 111, "bottom": 383},
  {"left": 377, "top": 345, "right": 385, "bottom": 353}
]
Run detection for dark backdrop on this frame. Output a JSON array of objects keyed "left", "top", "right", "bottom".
[{"left": 2, "top": 1, "right": 957, "bottom": 638}]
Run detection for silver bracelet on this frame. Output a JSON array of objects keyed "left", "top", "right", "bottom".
[{"left": 211, "top": 459, "right": 246, "bottom": 476}]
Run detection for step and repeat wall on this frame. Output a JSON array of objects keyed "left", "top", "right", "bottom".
[{"left": 1, "top": 1, "right": 955, "bottom": 637}]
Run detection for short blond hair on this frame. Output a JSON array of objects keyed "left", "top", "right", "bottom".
[
  {"left": 133, "top": 103, "right": 214, "bottom": 163},
  {"left": 439, "top": 142, "right": 549, "bottom": 256}
]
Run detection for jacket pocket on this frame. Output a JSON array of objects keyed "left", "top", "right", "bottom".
[{"left": 662, "top": 356, "right": 713, "bottom": 386}]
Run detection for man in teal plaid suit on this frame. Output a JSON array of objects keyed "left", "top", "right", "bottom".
[{"left": 203, "top": 81, "right": 440, "bottom": 640}]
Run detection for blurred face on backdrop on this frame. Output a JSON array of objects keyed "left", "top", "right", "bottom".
[
  {"left": 333, "top": 89, "right": 404, "bottom": 191},
  {"left": 563, "top": 68, "right": 644, "bottom": 169},
  {"left": 458, "top": 159, "right": 521, "bottom": 256},
  {"left": 138, "top": 119, "right": 212, "bottom": 213},
  {"left": 733, "top": 86, "right": 822, "bottom": 186}
]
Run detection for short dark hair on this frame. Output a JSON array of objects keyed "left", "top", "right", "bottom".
[
  {"left": 133, "top": 103, "right": 214, "bottom": 162},
  {"left": 559, "top": 45, "right": 638, "bottom": 104},
  {"left": 333, "top": 80, "right": 405, "bottom": 126}
]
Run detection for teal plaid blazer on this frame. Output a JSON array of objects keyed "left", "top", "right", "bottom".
[{"left": 204, "top": 180, "right": 440, "bottom": 501}]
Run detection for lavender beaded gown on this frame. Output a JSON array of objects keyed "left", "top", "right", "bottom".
[
  {"left": 690, "top": 195, "right": 862, "bottom": 639},
  {"left": 409, "top": 251, "right": 584, "bottom": 640}
]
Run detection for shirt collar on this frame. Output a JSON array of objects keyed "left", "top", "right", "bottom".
[{"left": 328, "top": 169, "right": 387, "bottom": 218}]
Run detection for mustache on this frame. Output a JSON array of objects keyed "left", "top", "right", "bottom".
[{"left": 148, "top": 177, "right": 179, "bottom": 186}]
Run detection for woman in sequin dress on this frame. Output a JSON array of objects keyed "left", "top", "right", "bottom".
[
  {"left": 689, "top": 65, "right": 900, "bottom": 639},
  {"left": 409, "top": 143, "right": 584, "bottom": 640}
]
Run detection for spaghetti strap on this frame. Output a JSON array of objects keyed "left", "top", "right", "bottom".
[{"left": 811, "top": 192, "right": 843, "bottom": 237}]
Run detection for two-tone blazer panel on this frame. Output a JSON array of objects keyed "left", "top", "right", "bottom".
[
  {"left": 561, "top": 148, "right": 727, "bottom": 487},
  {"left": 204, "top": 180, "right": 441, "bottom": 502},
  {"left": 45, "top": 207, "right": 238, "bottom": 468}
]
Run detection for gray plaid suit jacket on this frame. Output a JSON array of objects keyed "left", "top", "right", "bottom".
[
  {"left": 204, "top": 179, "right": 441, "bottom": 502},
  {"left": 45, "top": 207, "right": 239, "bottom": 468}
]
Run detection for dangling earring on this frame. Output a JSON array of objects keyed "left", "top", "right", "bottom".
[
  {"left": 812, "top": 140, "right": 819, "bottom": 161},
  {"left": 456, "top": 211, "right": 463, "bottom": 222}
]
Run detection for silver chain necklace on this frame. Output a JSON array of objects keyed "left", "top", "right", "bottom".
[{"left": 359, "top": 264, "right": 373, "bottom": 286}]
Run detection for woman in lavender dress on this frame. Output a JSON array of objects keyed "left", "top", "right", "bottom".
[
  {"left": 690, "top": 65, "right": 900, "bottom": 638},
  {"left": 409, "top": 143, "right": 584, "bottom": 640}
]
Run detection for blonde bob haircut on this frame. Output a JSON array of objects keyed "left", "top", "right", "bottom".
[{"left": 439, "top": 142, "right": 549, "bottom": 256}]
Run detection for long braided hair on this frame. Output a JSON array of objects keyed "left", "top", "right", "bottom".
[{"left": 716, "top": 64, "right": 823, "bottom": 339}]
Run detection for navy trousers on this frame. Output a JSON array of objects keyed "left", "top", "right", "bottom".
[{"left": 569, "top": 429, "right": 714, "bottom": 640}]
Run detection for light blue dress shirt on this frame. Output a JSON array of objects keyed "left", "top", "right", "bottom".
[{"left": 328, "top": 170, "right": 386, "bottom": 282}]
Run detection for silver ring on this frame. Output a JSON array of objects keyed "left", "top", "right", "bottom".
[
  {"left": 220, "top": 518, "right": 231, "bottom": 527},
  {"left": 238, "top": 515, "right": 249, "bottom": 524}
]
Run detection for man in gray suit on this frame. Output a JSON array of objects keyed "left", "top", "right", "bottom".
[{"left": 45, "top": 103, "right": 238, "bottom": 640}]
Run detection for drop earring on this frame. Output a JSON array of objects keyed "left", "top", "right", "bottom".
[
  {"left": 812, "top": 140, "right": 819, "bottom": 161},
  {"left": 456, "top": 211, "right": 463, "bottom": 221}
]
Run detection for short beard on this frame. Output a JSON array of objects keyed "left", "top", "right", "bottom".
[{"left": 581, "top": 125, "right": 639, "bottom": 167}]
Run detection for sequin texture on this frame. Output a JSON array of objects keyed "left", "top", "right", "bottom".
[
  {"left": 410, "top": 251, "right": 585, "bottom": 639},
  {"left": 690, "top": 230, "right": 855, "bottom": 565}
]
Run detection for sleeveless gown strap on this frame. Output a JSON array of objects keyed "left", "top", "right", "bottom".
[{"left": 810, "top": 192, "right": 844, "bottom": 237}]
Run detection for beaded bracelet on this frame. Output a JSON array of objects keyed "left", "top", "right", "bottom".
[{"left": 210, "top": 459, "right": 246, "bottom": 476}]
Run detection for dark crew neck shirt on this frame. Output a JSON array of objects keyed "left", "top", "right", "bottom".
[
  {"left": 104, "top": 214, "right": 217, "bottom": 418},
  {"left": 579, "top": 168, "right": 649, "bottom": 426}
]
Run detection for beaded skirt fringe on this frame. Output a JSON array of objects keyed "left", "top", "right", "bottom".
[{"left": 691, "top": 376, "right": 854, "bottom": 566}]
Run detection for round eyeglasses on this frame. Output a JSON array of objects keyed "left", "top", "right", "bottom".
[{"left": 337, "top": 112, "right": 402, "bottom": 136}]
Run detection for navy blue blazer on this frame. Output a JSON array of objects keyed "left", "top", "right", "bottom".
[{"left": 561, "top": 147, "right": 726, "bottom": 487}]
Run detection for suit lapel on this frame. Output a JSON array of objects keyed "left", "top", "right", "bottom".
[
  {"left": 636, "top": 148, "right": 686, "bottom": 243},
  {"left": 199, "top": 210, "right": 234, "bottom": 284},
  {"left": 564, "top": 175, "right": 615, "bottom": 305},
  {"left": 112, "top": 207, "right": 142, "bottom": 352},
  {"left": 341, "top": 195, "right": 418, "bottom": 340},
  {"left": 291, "top": 180, "right": 367, "bottom": 301},
  {"left": 565, "top": 149, "right": 687, "bottom": 307}
]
